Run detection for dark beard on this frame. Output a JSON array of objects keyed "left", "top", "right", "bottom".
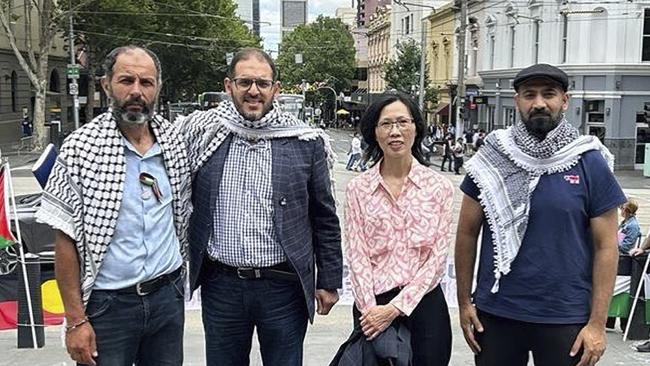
[
  {"left": 233, "top": 98, "right": 274, "bottom": 121},
  {"left": 112, "top": 98, "right": 154, "bottom": 126},
  {"left": 520, "top": 110, "right": 563, "bottom": 140}
]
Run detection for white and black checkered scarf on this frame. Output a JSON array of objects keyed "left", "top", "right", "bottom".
[
  {"left": 465, "top": 117, "right": 614, "bottom": 293},
  {"left": 180, "top": 100, "right": 336, "bottom": 176},
  {"left": 35, "top": 112, "right": 192, "bottom": 305}
]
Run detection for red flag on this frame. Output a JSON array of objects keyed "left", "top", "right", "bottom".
[{"left": 0, "top": 165, "right": 16, "bottom": 249}]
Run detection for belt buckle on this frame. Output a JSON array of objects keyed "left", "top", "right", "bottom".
[
  {"left": 237, "top": 267, "right": 261, "bottom": 279},
  {"left": 136, "top": 282, "right": 150, "bottom": 296}
]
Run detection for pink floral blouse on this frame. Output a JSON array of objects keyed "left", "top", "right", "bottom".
[{"left": 344, "top": 159, "right": 454, "bottom": 316}]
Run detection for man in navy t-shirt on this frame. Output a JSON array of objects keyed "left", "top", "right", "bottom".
[{"left": 455, "top": 63, "right": 625, "bottom": 366}]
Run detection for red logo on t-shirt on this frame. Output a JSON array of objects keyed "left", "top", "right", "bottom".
[{"left": 564, "top": 175, "right": 580, "bottom": 185}]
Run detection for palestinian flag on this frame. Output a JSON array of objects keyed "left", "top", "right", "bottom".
[
  {"left": 0, "top": 163, "right": 64, "bottom": 330},
  {"left": 0, "top": 165, "right": 16, "bottom": 249}
]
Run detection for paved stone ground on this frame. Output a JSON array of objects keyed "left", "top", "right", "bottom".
[{"left": 3, "top": 130, "right": 650, "bottom": 365}]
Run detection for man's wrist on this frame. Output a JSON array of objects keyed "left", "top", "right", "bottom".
[{"left": 65, "top": 313, "right": 87, "bottom": 325}]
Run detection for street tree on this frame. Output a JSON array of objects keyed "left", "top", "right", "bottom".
[
  {"left": 383, "top": 39, "right": 438, "bottom": 111},
  {"left": 276, "top": 16, "right": 355, "bottom": 93},
  {"left": 0, "top": 0, "right": 70, "bottom": 150},
  {"left": 72, "top": 0, "right": 260, "bottom": 118}
]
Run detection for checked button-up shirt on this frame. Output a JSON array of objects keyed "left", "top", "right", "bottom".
[{"left": 208, "top": 135, "right": 286, "bottom": 267}]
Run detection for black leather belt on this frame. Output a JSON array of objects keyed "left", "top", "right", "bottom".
[
  {"left": 211, "top": 261, "right": 299, "bottom": 282},
  {"left": 113, "top": 267, "right": 182, "bottom": 296}
]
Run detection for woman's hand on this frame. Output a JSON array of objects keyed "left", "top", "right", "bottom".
[
  {"left": 360, "top": 304, "right": 402, "bottom": 340},
  {"left": 629, "top": 248, "right": 644, "bottom": 257}
]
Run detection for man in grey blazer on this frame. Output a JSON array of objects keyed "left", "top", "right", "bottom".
[{"left": 182, "top": 48, "right": 342, "bottom": 366}]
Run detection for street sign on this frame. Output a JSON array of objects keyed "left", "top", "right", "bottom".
[
  {"left": 226, "top": 52, "right": 233, "bottom": 65},
  {"left": 473, "top": 96, "right": 488, "bottom": 105},
  {"left": 69, "top": 82, "right": 78, "bottom": 96},
  {"left": 66, "top": 64, "right": 80, "bottom": 79},
  {"left": 294, "top": 54, "right": 303, "bottom": 64}
]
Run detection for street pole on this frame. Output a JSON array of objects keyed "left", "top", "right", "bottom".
[
  {"left": 418, "top": 11, "right": 427, "bottom": 113},
  {"left": 68, "top": 1, "right": 79, "bottom": 130},
  {"left": 455, "top": 0, "right": 467, "bottom": 138}
]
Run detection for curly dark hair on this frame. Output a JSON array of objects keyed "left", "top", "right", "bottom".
[{"left": 359, "top": 92, "right": 429, "bottom": 168}]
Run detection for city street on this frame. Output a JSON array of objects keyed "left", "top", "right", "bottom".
[{"left": 2, "top": 128, "right": 650, "bottom": 365}]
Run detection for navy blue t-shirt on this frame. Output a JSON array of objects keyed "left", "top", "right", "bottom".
[{"left": 460, "top": 150, "right": 626, "bottom": 324}]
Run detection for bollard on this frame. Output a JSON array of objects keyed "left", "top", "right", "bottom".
[{"left": 16, "top": 253, "right": 44, "bottom": 348}]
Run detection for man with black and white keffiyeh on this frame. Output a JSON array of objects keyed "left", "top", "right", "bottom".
[
  {"left": 455, "top": 63, "right": 625, "bottom": 366},
  {"left": 36, "top": 46, "right": 191, "bottom": 366},
  {"left": 181, "top": 48, "right": 342, "bottom": 366}
]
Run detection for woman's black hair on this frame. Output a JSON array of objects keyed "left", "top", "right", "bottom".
[{"left": 359, "top": 92, "right": 429, "bottom": 167}]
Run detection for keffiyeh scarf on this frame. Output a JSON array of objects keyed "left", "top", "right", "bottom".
[
  {"left": 35, "top": 112, "right": 192, "bottom": 305},
  {"left": 181, "top": 100, "right": 336, "bottom": 178},
  {"left": 464, "top": 117, "right": 614, "bottom": 293}
]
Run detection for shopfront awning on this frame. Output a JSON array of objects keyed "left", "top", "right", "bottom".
[{"left": 435, "top": 103, "right": 450, "bottom": 116}]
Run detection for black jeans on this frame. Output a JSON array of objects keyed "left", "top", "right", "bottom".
[
  {"left": 454, "top": 157, "right": 464, "bottom": 173},
  {"left": 353, "top": 285, "right": 452, "bottom": 366},
  {"left": 201, "top": 262, "right": 308, "bottom": 366},
  {"left": 475, "top": 310, "right": 584, "bottom": 366},
  {"left": 441, "top": 154, "right": 453, "bottom": 171}
]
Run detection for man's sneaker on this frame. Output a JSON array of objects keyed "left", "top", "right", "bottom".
[{"left": 635, "top": 340, "right": 650, "bottom": 352}]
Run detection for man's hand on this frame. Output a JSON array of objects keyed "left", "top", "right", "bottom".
[
  {"left": 65, "top": 322, "right": 98, "bottom": 366},
  {"left": 459, "top": 302, "right": 484, "bottom": 354},
  {"left": 315, "top": 289, "right": 339, "bottom": 315},
  {"left": 570, "top": 323, "right": 606, "bottom": 366},
  {"left": 629, "top": 248, "right": 644, "bottom": 257},
  {"left": 359, "top": 304, "right": 401, "bottom": 340}
]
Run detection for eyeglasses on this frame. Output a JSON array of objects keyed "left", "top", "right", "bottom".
[
  {"left": 376, "top": 118, "right": 414, "bottom": 131},
  {"left": 231, "top": 78, "right": 274, "bottom": 91}
]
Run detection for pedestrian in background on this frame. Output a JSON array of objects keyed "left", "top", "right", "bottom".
[
  {"left": 455, "top": 63, "right": 625, "bottom": 366},
  {"left": 21, "top": 116, "right": 32, "bottom": 137},
  {"left": 181, "top": 48, "right": 342, "bottom": 366},
  {"left": 441, "top": 134, "right": 453, "bottom": 172},
  {"left": 345, "top": 92, "right": 454, "bottom": 365},
  {"left": 618, "top": 199, "right": 641, "bottom": 255},
  {"left": 37, "top": 45, "right": 190, "bottom": 366},
  {"left": 346, "top": 132, "right": 362, "bottom": 171},
  {"left": 453, "top": 137, "right": 465, "bottom": 175}
]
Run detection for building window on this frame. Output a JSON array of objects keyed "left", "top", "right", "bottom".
[
  {"left": 404, "top": 16, "right": 410, "bottom": 35},
  {"left": 489, "top": 35, "right": 495, "bottom": 69},
  {"left": 509, "top": 25, "right": 516, "bottom": 67},
  {"left": 11, "top": 71, "right": 17, "bottom": 113},
  {"left": 410, "top": 14, "right": 414, "bottom": 33},
  {"left": 49, "top": 69, "right": 60, "bottom": 93},
  {"left": 641, "top": 8, "right": 650, "bottom": 61},
  {"left": 533, "top": 20, "right": 540, "bottom": 63},
  {"left": 590, "top": 8, "right": 607, "bottom": 62},
  {"left": 561, "top": 13, "right": 568, "bottom": 63},
  {"left": 503, "top": 107, "right": 516, "bottom": 127}
]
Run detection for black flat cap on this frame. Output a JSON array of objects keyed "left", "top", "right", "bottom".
[{"left": 513, "top": 63, "right": 569, "bottom": 91}]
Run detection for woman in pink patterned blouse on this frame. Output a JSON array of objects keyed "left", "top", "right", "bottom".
[{"left": 345, "top": 93, "right": 455, "bottom": 365}]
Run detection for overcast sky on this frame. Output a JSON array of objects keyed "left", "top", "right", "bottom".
[{"left": 258, "top": 0, "right": 353, "bottom": 56}]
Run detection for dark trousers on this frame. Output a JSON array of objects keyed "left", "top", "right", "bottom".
[
  {"left": 454, "top": 156, "right": 464, "bottom": 174},
  {"left": 80, "top": 273, "right": 185, "bottom": 366},
  {"left": 201, "top": 263, "right": 308, "bottom": 366},
  {"left": 441, "top": 154, "right": 453, "bottom": 171},
  {"left": 475, "top": 310, "right": 584, "bottom": 366},
  {"left": 353, "top": 285, "right": 452, "bottom": 366}
]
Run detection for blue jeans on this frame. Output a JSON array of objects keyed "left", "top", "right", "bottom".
[
  {"left": 346, "top": 153, "right": 361, "bottom": 170},
  {"left": 80, "top": 273, "right": 185, "bottom": 366},
  {"left": 201, "top": 267, "right": 308, "bottom": 366}
]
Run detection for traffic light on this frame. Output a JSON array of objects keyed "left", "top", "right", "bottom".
[
  {"left": 458, "top": 105, "right": 465, "bottom": 120},
  {"left": 645, "top": 102, "right": 650, "bottom": 125}
]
